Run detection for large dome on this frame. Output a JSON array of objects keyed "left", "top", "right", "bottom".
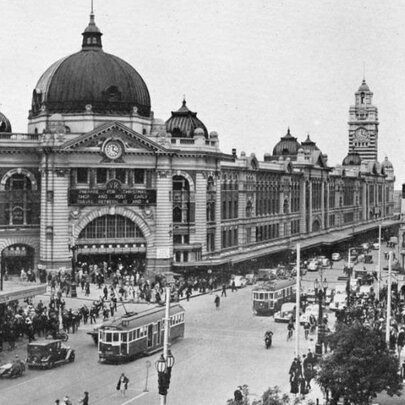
[{"left": 30, "top": 13, "right": 151, "bottom": 118}]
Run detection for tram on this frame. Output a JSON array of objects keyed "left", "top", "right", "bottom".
[
  {"left": 97, "top": 304, "right": 185, "bottom": 363},
  {"left": 252, "top": 278, "right": 296, "bottom": 316}
]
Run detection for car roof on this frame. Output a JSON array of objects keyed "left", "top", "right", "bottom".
[
  {"left": 280, "top": 302, "right": 296, "bottom": 310},
  {"left": 28, "top": 339, "right": 61, "bottom": 346}
]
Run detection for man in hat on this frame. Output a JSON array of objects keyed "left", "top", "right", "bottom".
[{"left": 79, "top": 391, "right": 89, "bottom": 405}]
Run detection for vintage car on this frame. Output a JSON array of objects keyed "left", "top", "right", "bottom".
[
  {"left": 329, "top": 293, "right": 347, "bottom": 311},
  {"left": 229, "top": 275, "right": 248, "bottom": 288},
  {"left": 26, "top": 339, "right": 75, "bottom": 369},
  {"left": 274, "top": 302, "right": 296, "bottom": 323},
  {"left": 307, "top": 260, "right": 319, "bottom": 272}
]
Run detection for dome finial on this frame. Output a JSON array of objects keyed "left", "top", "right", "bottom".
[
  {"left": 82, "top": 1, "right": 103, "bottom": 50},
  {"left": 363, "top": 61, "right": 366, "bottom": 82},
  {"left": 182, "top": 95, "right": 186, "bottom": 107}
]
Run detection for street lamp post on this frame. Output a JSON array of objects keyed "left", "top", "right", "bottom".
[
  {"left": 156, "top": 286, "right": 175, "bottom": 404},
  {"left": 346, "top": 247, "right": 356, "bottom": 308},
  {"left": 68, "top": 243, "right": 77, "bottom": 298},
  {"left": 314, "top": 271, "right": 327, "bottom": 357}
]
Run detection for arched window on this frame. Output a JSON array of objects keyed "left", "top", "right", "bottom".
[
  {"left": 4, "top": 173, "right": 36, "bottom": 225},
  {"left": 79, "top": 215, "right": 144, "bottom": 239},
  {"left": 246, "top": 200, "right": 253, "bottom": 218},
  {"left": 172, "top": 175, "right": 191, "bottom": 223}
]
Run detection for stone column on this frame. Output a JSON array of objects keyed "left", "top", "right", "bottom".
[
  {"left": 149, "top": 168, "right": 172, "bottom": 275},
  {"left": 40, "top": 161, "right": 71, "bottom": 272},
  {"left": 300, "top": 178, "right": 306, "bottom": 234},
  {"left": 195, "top": 172, "right": 207, "bottom": 254},
  {"left": 321, "top": 181, "right": 325, "bottom": 229}
]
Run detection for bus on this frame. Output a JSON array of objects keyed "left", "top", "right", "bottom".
[
  {"left": 252, "top": 278, "right": 296, "bottom": 316},
  {"left": 97, "top": 303, "right": 185, "bottom": 363}
]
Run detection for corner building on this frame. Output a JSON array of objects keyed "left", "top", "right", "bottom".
[{"left": 0, "top": 14, "right": 396, "bottom": 277}]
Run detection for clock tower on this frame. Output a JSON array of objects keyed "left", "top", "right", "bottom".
[{"left": 348, "top": 79, "right": 379, "bottom": 161}]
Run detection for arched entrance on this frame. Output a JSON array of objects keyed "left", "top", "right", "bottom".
[
  {"left": 76, "top": 214, "right": 147, "bottom": 272},
  {"left": 2, "top": 244, "right": 35, "bottom": 275}
]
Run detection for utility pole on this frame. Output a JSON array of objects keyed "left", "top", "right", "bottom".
[
  {"left": 377, "top": 224, "right": 382, "bottom": 301},
  {"left": 386, "top": 252, "right": 392, "bottom": 348},
  {"left": 295, "top": 243, "right": 300, "bottom": 358}
]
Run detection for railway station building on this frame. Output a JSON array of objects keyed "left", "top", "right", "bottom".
[{"left": 0, "top": 12, "right": 397, "bottom": 279}]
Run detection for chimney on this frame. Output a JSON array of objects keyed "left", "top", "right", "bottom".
[{"left": 232, "top": 148, "right": 237, "bottom": 157}]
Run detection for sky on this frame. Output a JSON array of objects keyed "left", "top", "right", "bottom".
[{"left": 0, "top": 0, "right": 404, "bottom": 187}]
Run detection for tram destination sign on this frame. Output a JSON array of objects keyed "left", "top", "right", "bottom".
[{"left": 69, "top": 188, "right": 156, "bottom": 206}]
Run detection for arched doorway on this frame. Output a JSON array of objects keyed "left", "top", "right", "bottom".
[
  {"left": 76, "top": 214, "right": 147, "bottom": 272},
  {"left": 2, "top": 244, "right": 35, "bottom": 275}
]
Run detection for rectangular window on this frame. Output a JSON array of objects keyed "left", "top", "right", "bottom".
[
  {"left": 96, "top": 168, "right": 107, "bottom": 184},
  {"left": 122, "top": 332, "right": 127, "bottom": 342},
  {"left": 115, "top": 169, "right": 126, "bottom": 183},
  {"left": 106, "top": 332, "right": 112, "bottom": 342},
  {"left": 77, "top": 168, "right": 88, "bottom": 184},
  {"left": 134, "top": 169, "right": 145, "bottom": 184},
  {"left": 113, "top": 333, "right": 119, "bottom": 342}
]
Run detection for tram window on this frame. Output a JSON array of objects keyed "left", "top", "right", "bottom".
[
  {"left": 259, "top": 293, "right": 264, "bottom": 300},
  {"left": 77, "top": 168, "right": 88, "bottom": 184},
  {"left": 136, "top": 329, "right": 139, "bottom": 339},
  {"left": 106, "top": 333, "right": 112, "bottom": 342},
  {"left": 122, "top": 333, "right": 127, "bottom": 342},
  {"left": 96, "top": 168, "right": 107, "bottom": 184},
  {"left": 269, "top": 293, "right": 274, "bottom": 299},
  {"left": 99, "top": 331, "right": 104, "bottom": 341},
  {"left": 134, "top": 169, "right": 145, "bottom": 184},
  {"left": 269, "top": 301, "right": 274, "bottom": 308},
  {"left": 113, "top": 333, "right": 119, "bottom": 342}
]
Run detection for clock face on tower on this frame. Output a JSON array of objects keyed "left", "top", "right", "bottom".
[
  {"left": 354, "top": 128, "right": 370, "bottom": 142},
  {"left": 104, "top": 140, "right": 123, "bottom": 160}
]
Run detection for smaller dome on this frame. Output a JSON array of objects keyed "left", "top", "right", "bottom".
[
  {"left": 166, "top": 99, "right": 208, "bottom": 138},
  {"left": 272, "top": 128, "right": 301, "bottom": 157},
  {"left": 358, "top": 79, "right": 370, "bottom": 92},
  {"left": 301, "top": 134, "right": 320, "bottom": 152},
  {"left": 342, "top": 151, "right": 362, "bottom": 166},
  {"left": 381, "top": 156, "right": 393, "bottom": 169},
  {"left": 0, "top": 111, "right": 12, "bottom": 132}
]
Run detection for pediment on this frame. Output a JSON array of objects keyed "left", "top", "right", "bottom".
[{"left": 59, "top": 122, "right": 170, "bottom": 154}]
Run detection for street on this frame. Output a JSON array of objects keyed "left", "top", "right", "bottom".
[{"left": 0, "top": 244, "right": 397, "bottom": 404}]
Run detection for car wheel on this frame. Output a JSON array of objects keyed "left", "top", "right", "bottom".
[
  {"left": 48, "top": 361, "right": 55, "bottom": 369},
  {"left": 69, "top": 353, "right": 75, "bottom": 363}
]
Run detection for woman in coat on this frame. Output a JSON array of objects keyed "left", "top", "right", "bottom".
[{"left": 117, "top": 373, "right": 130, "bottom": 396}]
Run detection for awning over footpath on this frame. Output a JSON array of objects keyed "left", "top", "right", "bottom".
[
  {"left": 174, "top": 218, "right": 401, "bottom": 268},
  {"left": 0, "top": 284, "right": 47, "bottom": 304}
]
